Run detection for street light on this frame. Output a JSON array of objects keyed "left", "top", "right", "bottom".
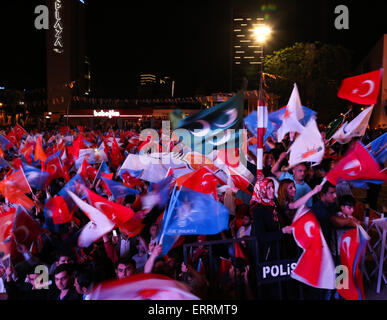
[{"left": 251, "top": 23, "right": 272, "bottom": 104}]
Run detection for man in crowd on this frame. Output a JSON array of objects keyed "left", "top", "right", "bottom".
[
  {"left": 272, "top": 152, "right": 313, "bottom": 207},
  {"left": 51, "top": 264, "right": 82, "bottom": 300}
]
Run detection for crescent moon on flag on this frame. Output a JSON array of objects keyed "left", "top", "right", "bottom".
[
  {"left": 213, "top": 109, "right": 238, "bottom": 128},
  {"left": 304, "top": 221, "right": 314, "bottom": 238},
  {"left": 342, "top": 236, "right": 351, "bottom": 258},
  {"left": 358, "top": 80, "right": 375, "bottom": 97},
  {"left": 190, "top": 120, "right": 210, "bottom": 137},
  {"left": 208, "top": 130, "right": 232, "bottom": 146},
  {"left": 343, "top": 159, "right": 362, "bottom": 176}
]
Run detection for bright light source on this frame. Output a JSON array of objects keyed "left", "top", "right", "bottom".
[
  {"left": 46, "top": 116, "right": 50, "bottom": 119},
  {"left": 252, "top": 25, "right": 272, "bottom": 43},
  {"left": 48, "top": 112, "right": 52, "bottom": 115}
]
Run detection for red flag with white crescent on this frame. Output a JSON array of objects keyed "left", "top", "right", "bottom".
[
  {"left": 291, "top": 207, "right": 336, "bottom": 289},
  {"left": 338, "top": 69, "right": 383, "bottom": 105}
]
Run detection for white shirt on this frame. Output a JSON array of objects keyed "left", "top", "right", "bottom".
[{"left": 0, "top": 278, "right": 5, "bottom": 293}]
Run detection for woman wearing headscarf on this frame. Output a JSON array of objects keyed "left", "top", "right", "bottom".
[
  {"left": 250, "top": 177, "right": 293, "bottom": 262},
  {"left": 250, "top": 177, "right": 299, "bottom": 300}
]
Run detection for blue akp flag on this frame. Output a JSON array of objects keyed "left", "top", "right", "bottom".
[
  {"left": 58, "top": 174, "right": 86, "bottom": 211},
  {"left": 177, "top": 91, "right": 244, "bottom": 155},
  {"left": 23, "top": 162, "right": 51, "bottom": 190},
  {"left": 163, "top": 187, "right": 229, "bottom": 236},
  {"left": 269, "top": 105, "right": 316, "bottom": 126},
  {"left": 368, "top": 132, "right": 387, "bottom": 165},
  {"left": 101, "top": 177, "right": 140, "bottom": 200}
]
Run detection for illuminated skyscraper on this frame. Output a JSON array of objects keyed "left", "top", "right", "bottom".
[
  {"left": 46, "top": 0, "right": 87, "bottom": 116},
  {"left": 231, "top": 15, "right": 264, "bottom": 91}
]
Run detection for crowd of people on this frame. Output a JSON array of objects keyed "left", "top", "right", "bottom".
[{"left": 0, "top": 119, "right": 385, "bottom": 300}]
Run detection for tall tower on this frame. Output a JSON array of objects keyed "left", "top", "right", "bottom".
[
  {"left": 231, "top": 15, "right": 264, "bottom": 91},
  {"left": 46, "top": 0, "right": 87, "bottom": 118}
]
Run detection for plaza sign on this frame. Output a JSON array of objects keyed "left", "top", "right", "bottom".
[
  {"left": 53, "top": 0, "right": 63, "bottom": 54},
  {"left": 93, "top": 110, "right": 120, "bottom": 118}
]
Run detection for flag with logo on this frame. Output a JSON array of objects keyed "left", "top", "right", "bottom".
[
  {"left": 367, "top": 132, "right": 387, "bottom": 165},
  {"left": 276, "top": 84, "right": 311, "bottom": 142},
  {"left": 176, "top": 91, "right": 244, "bottom": 155},
  {"left": 23, "top": 162, "right": 51, "bottom": 190},
  {"left": 338, "top": 69, "right": 383, "bottom": 105},
  {"left": 337, "top": 225, "right": 370, "bottom": 300},
  {"left": 291, "top": 207, "right": 336, "bottom": 289},
  {"left": 162, "top": 187, "right": 229, "bottom": 236},
  {"left": 58, "top": 174, "right": 86, "bottom": 211},
  {"left": 0, "top": 134, "right": 14, "bottom": 150},
  {"left": 326, "top": 141, "right": 387, "bottom": 185},
  {"left": 101, "top": 177, "right": 140, "bottom": 200},
  {"left": 288, "top": 118, "right": 325, "bottom": 168},
  {"left": 331, "top": 106, "right": 374, "bottom": 144}
]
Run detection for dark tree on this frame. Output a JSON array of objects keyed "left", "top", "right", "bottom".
[{"left": 263, "top": 42, "right": 352, "bottom": 123}]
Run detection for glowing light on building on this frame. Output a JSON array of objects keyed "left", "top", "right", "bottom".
[
  {"left": 53, "top": 0, "right": 64, "bottom": 53},
  {"left": 93, "top": 110, "right": 120, "bottom": 118}
]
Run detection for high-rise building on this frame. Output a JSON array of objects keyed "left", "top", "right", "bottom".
[
  {"left": 46, "top": 0, "right": 87, "bottom": 117},
  {"left": 231, "top": 15, "right": 265, "bottom": 91}
]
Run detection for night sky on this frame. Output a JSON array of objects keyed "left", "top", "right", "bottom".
[{"left": 0, "top": 0, "right": 386, "bottom": 97}]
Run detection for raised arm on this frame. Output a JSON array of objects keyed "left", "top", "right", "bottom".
[
  {"left": 271, "top": 152, "right": 288, "bottom": 179},
  {"left": 289, "top": 185, "right": 322, "bottom": 210}
]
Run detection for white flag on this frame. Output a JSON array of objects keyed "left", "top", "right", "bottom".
[
  {"left": 277, "top": 83, "right": 306, "bottom": 142},
  {"left": 67, "top": 190, "right": 115, "bottom": 247},
  {"left": 331, "top": 106, "right": 374, "bottom": 144},
  {"left": 288, "top": 118, "right": 325, "bottom": 168}
]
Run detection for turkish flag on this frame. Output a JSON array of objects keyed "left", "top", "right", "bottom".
[
  {"left": 338, "top": 69, "right": 383, "bottom": 105},
  {"left": 291, "top": 208, "right": 336, "bottom": 289},
  {"left": 46, "top": 156, "right": 66, "bottom": 182},
  {"left": 14, "top": 124, "right": 27, "bottom": 140},
  {"left": 176, "top": 167, "right": 222, "bottom": 199},
  {"left": 34, "top": 136, "right": 47, "bottom": 162},
  {"left": 83, "top": 186, "right": 135, "bottom": 226},
  {"left": 45, "top": 196, "right": 73, "bottom": 225},
  {"left": 0, "top": 210, "right": 16, "bottom": 259},
  {"left": 337, "top": 226, "right": 369, "bottom": 300},
  {"left": 12, "top": 207, "right": 43, "bottom": 249},
  {"left": 326, "top": 141, "right": 387, "bottom": 185}
]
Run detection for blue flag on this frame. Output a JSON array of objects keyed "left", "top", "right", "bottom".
[
  {"left": 368, "top": 132, "right": 387, "bottom": 165},
  {"left": 0, "top": 157, "right": 10, "bottom": 169},
  {"left": 244, "top": 111, "right": 277, "bottom": 142},
  {"left": 45, "top": 150, "right": 62, "bottom": 164},
  {"left": 101, "top": 177, "right": 140, "bottom": 200},
  {"left": 23, "top": 163, "right": 51, "bottom": 190},
  {"left": 269, "top": 105, "right": 316, "bottom": 126},
  {"left": 177, "top": 91, "right": 244, "bottom": 155},
  {"left": 163, "top": 187, "right": 229, "bottom": 236},
  {"left": 58, "top": 174, "right": 86, "bottom": 211}
]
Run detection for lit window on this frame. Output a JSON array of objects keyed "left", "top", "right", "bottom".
[
  {"left": 233, "top": 29, "right": 241, "bottom": 32},
  {"left": 236, "top": 35, "right": 245, "bottom": 37},
  {"left": 234, "top": 18, "right": 243, "bottom": 21},
  {"left": 235, "top": 51, "right": 245, "bottom": 53},
  {"left": 250, "top": 62, "right": 261, "bottom": 64},
  {"left": 240, "top": 40, "right": 251, "bottom": 42},
  {"left": 234, "top": 46, "right": 241, "bottom": 48},
  {"left": 234, "top": 57, "right": 241, "bottom": 59},
  {"left": 244, "top": 56, "right": 255, "bottom": 59},
  {"left": 241, "top": 23, "right": 247, "bottom": 26},
  {"left": 235, "top": 62, "right": 241, "bottom": 64}
]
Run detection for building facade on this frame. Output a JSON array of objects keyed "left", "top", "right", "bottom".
[{"left": 355, "top": 34, "right": 387, "bottom": 129}]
